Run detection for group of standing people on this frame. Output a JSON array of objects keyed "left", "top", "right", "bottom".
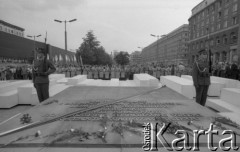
[
  {"left": 0, "top": 64, "right": 32, "bottom": 81},
  {"left": 212, "top": 61, "right": 239, "bottom": 80},
  {"left": 54, "top": 64, "right": 192, "bottom": 80}
]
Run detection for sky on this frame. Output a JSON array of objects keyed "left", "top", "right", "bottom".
[{"left": 0, "top": 0, "right": 202, "bottom": 54}]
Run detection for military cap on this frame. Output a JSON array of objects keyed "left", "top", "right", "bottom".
[
  {"left": 36, "top": 48, "right": 45, "bottom": 54},
  {"left": 198, "top": 49, "right": 207, "bottom": 55}
]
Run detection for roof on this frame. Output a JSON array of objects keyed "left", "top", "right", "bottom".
[{"left": 0, "top": 20, "right": 25, "bottom": 31}]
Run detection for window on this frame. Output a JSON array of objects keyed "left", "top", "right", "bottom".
[
  {"left": 223, "top": 20, "right": 228, "bottom": 28},
  {"left": 230, "top": 32, "right": 238, "bottom": 43},
  {"left": 232, "top": 16, "right": 237, "bottom": 25},
  {"left": 206, "top": 18, "right": 209, "bottom": 24},
  {"left": 211, "top": 26, "right": 215, "bottom": 32},
  {"left": 206, "top": 27, "right": 209, "bottom": 34},
  {"left": 224, "top": 9, "right": 228, "bottom": 16},
  {"left": 223, "top": 35, "right": 228, "bottom": 44},
  {"left": 219, "top": 0, "right": 222, "bottom": 8},
  {"left": 211, "top": 5, "right": 215, "bottom": 13},
  {"left": 210, "top": 39, "right": 214, "bottom": 46},
  {"left": 212, "top": 16, "right": 215, "bottom": 22},
  {"left": 216, "top": 37, "right": 220, "bottom": 45},
  {"left": 217, "top": 23, "right": 221, "bottom": 30},
  {"left": 233, "top": 4, "right": 238, "bottom": 12},
  {"left": 218, "top": 11, "right": 222, "bottom": 19}
]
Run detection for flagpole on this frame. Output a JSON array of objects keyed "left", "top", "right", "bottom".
[{"left": 208, "top": 31, "right": 212, "bottom": 74}]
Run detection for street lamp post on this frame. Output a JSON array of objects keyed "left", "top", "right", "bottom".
[
  {"left": 54, "top": 19, "right": 77, "bottom": 51},
  {"left": 150, "top": 34, "right": 160, "bottom": 63},
  {"left": 27, "top": 34, "right": 42, "bottom": 61}
]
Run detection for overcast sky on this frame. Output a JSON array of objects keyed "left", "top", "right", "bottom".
[{"left": 0, "top": 0, "right": 202, "bottom": 54}]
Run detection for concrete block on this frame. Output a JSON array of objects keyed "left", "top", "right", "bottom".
[
  {"left": 220, "top": 88, "right": 240, "bottom": 108},
  {"left": 206, "top": 99, "right": 240, "bottom": 113},
  {"left": 77, "top": 79, "right": 95, "bottom": 86},
  {"left": 0, "top": 90, "right": 18, "bottom": 108},
  {"left": 57, "top": 78, "right": 69, "bottom": 84},
  {"left": 181, "top": 75, "right": 225, "bottom": 96},
  {"left": 119, "top": 80, "right": 137, "bottom": 87},
  {"left": 211, "top": 76, "right": 239, "bottom": 88},
  {"left": 110, "top": 79, "right": 119, "bottom": 86},
  {"left": 49, "top": 84, "right": 69, "bottom": 96},
  {"left": 17, "top": 83, "right": 34, "bottom": 105},
  {"left": 134, "top": 74, "right": 159, "bottom": 87},
  {"left": 237, "top": 82, "right": 240, "bottom": 89},
  {"left": 219, "top": 112, "right": 240, "bottom": 126},
  {"left": 0, "top": 80, "right": 31, "bottom": 93},
  {"left": 49, "top": 74, "right": 65, "bottom": 85},
  {"left": 160, "top": 76, "right": 195, "bottom": 99},
  {"left": 67, "top": 75, "right": 87, "bottom": 85},
  {"left": 31, "top": 84, "right": 69, "bottom": 105}
]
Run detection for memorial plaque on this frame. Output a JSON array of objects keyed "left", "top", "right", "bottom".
[{"left": 0, "top": 86, "right": 240, "bottom": 151}]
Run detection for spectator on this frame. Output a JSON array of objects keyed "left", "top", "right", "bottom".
[{"left": 229, "top": 61, "right": 239, "bottom": 80}]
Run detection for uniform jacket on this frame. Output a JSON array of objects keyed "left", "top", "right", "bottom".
[
  {"left": 192, "top": 60, "right": 210, "bottom": 86},
  {"left": 33, "top": 59, "right": 56, "bottom": 84}
]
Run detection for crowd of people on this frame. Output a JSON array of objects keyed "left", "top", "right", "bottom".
[
  {"left": 54, "top": 63, "right": 192, "bottom": 80},
  {"left": 1, "top": 57, "right": 240, "bottom": 81},
  {"left": 212, "top": 61, "right": 240, "bottom": 80}
]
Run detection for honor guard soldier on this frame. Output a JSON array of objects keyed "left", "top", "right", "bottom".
[
  {"left": 32, "top": 48, "right": 56, "bottom": 103},
  {"left": 192, "top": 49, "right": 210, "bottom": 106}
]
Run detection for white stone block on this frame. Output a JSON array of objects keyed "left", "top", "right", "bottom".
[
  {"left": 181, "top": 75, "right": 225, "bottom": 96},
  {"left": 0, "top": 90, "right": 18, "bottom": 108},
  {"left": 219, "top": 112, "right": 240, "bottom": 126},
  {"left": 67, "top": 75, "right": 87, "bottom": 85},
  {"left": 31, "top": 84, "right": 69, "bottom": 105},
  {"left": 0, "top": 80, "right": 31, "bottom": 92},
  {"left": 49, "top": 74, "right": 65, "bottom": 79},
  {"left": 57, "top": 78, "right": 69, "bottom": 84},
  {"left": 237, "top": 82, "right": 240, "bottom": 89},
  {"left": 160, "top": 76, "right": 195, "bottom": 99},
  {"left": 119, "top": 80, "right": 137, "bottom": 87},
  {"left": 110, "top": 79, "right": 119, "bottom": 86},
  {"left": 206, "top": 99, "right": 240, "bottom": 113},
  {"left": 220, "top": 88, "right": 240, "bottom": 108},
  {"left": 49, "top": 84, "right": 69, "bottom": 96},
  {"left": 77, "top": 79, "right": 94, "bottom": 86},
  {"left": 134, "top": 74, "right": 159, "bottom": 87},
  {"left": 211, "top": 76, "right": 239, "bottom": 88},
  {"left": 18, "top": 83, "right": 34, "bottom": 105}
]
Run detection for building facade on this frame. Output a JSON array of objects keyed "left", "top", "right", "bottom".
[
  {"left": 0, "top": 20, "right": 24, "bottom": 37},
  {"left": 141, "top": 24, "right": 189, "bottom": 65},
  {"left": 130, "top": 51, "right": 142, "bottom": 64},
  {"left": 188, "top": 0, "right": 240, "bottom": 64}
]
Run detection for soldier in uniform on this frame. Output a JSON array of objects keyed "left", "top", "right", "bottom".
[
  {"left": 192, "top": 49, "right": 210, "bottom": 106},
  {"left": 32, "top": 48, "right": 56, "bottom": 103}
]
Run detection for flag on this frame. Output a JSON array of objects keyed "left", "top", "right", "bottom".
[{"left": 45, "top": 31, "right": 47, "bottom": 44}]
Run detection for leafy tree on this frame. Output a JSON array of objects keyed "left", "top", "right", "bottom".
[
  {"left": 114, "top": 51, "right": 129, "bottom": 66},
  {"left": 76, "top": 31, "right": 112, "bottom": 65}
]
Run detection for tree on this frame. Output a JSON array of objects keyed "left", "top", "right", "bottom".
[
  {"left": 114, "top": 51, "right": 130, "bottom": 66},
  {"left": 76, "top": 30, "right": 112, "bottom": 65}
]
